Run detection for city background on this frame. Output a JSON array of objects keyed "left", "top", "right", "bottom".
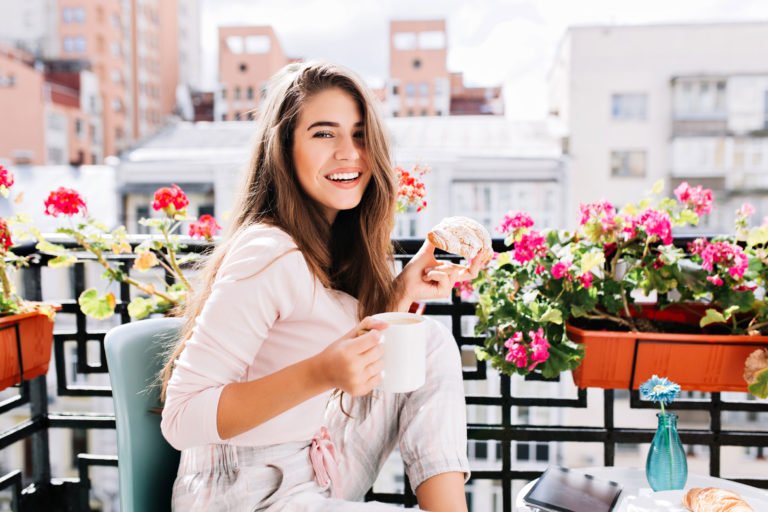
[{"left": 1, "top": 0, "right": 767, "bottom": 510}]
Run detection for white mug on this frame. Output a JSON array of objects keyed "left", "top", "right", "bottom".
[{"left": 371, "top": 312, "right": 427, "bottom": 393}]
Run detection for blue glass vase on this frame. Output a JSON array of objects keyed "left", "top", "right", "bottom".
[{"left": 646, "top": 412, "right": 688, "bottom": 491}]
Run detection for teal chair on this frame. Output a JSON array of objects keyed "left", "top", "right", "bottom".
[{"left": 105, "top": 317, "right": 183, "bottom": 512}]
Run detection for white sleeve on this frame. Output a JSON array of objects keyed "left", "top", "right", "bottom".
[{"left": 161, "top": 229, "right": 307, "bottom": 450}]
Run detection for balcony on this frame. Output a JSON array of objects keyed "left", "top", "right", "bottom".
[{"left": 0, "top": 237, "right": 767, "bottom": 511}]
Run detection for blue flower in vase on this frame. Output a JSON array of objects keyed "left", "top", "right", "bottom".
[
  {"left": 640, "top": 375, "right": 687, "bottom": 491},
  {"left": 640, "top": 375, "right": 681, "bottom": 412}
]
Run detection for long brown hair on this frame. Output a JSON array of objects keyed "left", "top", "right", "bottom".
[{"left": 159, "top": 62, "right": 398, "bottom": 400}]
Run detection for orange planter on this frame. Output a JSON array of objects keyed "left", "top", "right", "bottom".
[
  {"left": 0, "top": 310, "right": 56, "bottom": 391},
  {"left": 567, "top": 318, "right": 768, "bottom": 392}
]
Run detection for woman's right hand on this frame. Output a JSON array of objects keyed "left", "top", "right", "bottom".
[{"left": 312, "top": 317, "right": 388, "bottom": 396}]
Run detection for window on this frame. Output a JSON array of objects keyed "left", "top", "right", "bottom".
[
  {"left": 421, "top": 109, "right": 428, "bottom": 116},
  {"left": 226, "top": 36, "right": 244, "bottom": 54},
  {"left": 63, "top": 7, "right": 86, "bottom": 23},
  {"left": 247, "top": 86, "right": 254, "bottom": 100},
  {"left": 674, "top": 79, "right": 727, "bottom": 117},
  {"left": 75, "top": 119, "right": 83, "bottom": 137},
  {"left": 63, "top": 36, "right": 86, "bottom": 53},
  {"left": 419, "top": 82, "right": 429, "bottom": 97},
  {"left": 234, "top": 87, "right": 241, "bottom": 100},
  {"left": 516, "top": 442, "right": 549, "bottom": 462},
  {"left": 136, "top": 206, "right": 150, "bottom": 234},
  {"left": 610, "top": 150, "right": 647, "bottom": 177},
  {"left": 392, "top": 84, "right": 399, "bottom": 95},
  {"left": 418, "top": 31, "right": 446, "bottom": 49},
  {"left": 245, "top": 35, "right": 270, "bottom": 53},
  {"left": 221, "top": 88, "right": 227, "bottom": 99},
  {"left": 393, "top": 32, "right": 416, "bottom": 50},
  {"left": 198, "top": 204, "right": 215, "bottom": 217},
  {"left": 405, "top": 83, "right": 415, "bottom": 97},
  {"left": 611, "top": 93, "right": 647, "bottom": 120}
]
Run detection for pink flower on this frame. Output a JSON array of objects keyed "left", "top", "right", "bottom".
[
  {"left": 674, "top": 182, "right": 713, "bottom": 216},
  {"left": 688, "top": 238, "right": 707, "bottom": 256},
  {"left": 638, "top": 209, "right": 673, "bottom": 245},
  {"left": 579, "top": 201, "right": 616, "bottom": 227},
  {"left": 707, "top": 275, "right": 724, "bottom": 286},
  {"left": 513, "top": 230, "right": 547, "bottom": 264},
  {"left": 396, "top": 166, "right": 428, "bottom": 212},
  {"left": 188, "top": 214, "right": 221, "bottom": 241},
  {"left": 534, "top": 264, "right": 546, "bottom": 275},
  {"left": 529, "top": 328, "right": 550, "bottom": 363},
  {"left": 497, "top": 211, "right": 534, "bottom": 235},
  {"left": 0, "top": 218, "right": 13, "bottom": 252},
  {"left": 454, "top": 280, "right": 474, "bottom": 301},
  {"left": 551, "top": 260, "right": 571, "bottom": 280},
  {"left": 44, "top": 187, "right": 87, "bottom": 217},
  {"left": 737, "top": 203, "right": 755, "bottom": 218},
  {"left": 504, "top": 333, "right": 528, "bottom": 369},
  {"left": 152, "top": 184, "right": 189, "bottom": 214},
  {"left": 579, "top": 272, "right": 593, "bottom": 288},
  {"left": 0, "top": 165, "right": 14, "bottom": 190},
  {"left": 698, "top": 240, "right": 748, "bottom": 280}
]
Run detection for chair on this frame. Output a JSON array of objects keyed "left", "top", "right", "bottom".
[{"left": 105, "top": 317, "right": 183, "bottom": 512}]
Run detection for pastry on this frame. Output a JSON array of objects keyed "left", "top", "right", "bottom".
[
  {"left": 427, "top": 216, "right": 492, "bottom": 261},
  {"left": 683, "top": 487, "right": 753, "bottom": 512}
]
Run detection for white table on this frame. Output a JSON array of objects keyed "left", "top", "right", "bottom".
[{"left": 515, "top": 467, "right": 768, "bottom": 512}]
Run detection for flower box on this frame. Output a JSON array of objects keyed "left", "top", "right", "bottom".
[
  {"left": 0, "top": 310, "right": 56, "bottom": 391},
  {"left": 568, "top": 315, "right": 768, "bottom": 391}
]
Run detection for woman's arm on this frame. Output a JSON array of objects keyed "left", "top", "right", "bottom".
[{"left": 216, "top": 318, "right": 386, "bottom": 439}]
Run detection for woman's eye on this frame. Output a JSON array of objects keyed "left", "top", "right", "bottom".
[
  {"left": 313, "top": 131, "right": 333, "bottom": 138},
  {"left": 353, "top": 131, "right": 364, "bottom": 139}
]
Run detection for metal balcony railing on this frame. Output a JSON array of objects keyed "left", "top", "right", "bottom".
[{"left": 0, "top": 237, "right": 766, "bottom": 511}]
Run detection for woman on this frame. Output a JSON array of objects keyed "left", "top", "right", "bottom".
[{"left": 160, "top": 61, "right": 487, "bottom": 511}]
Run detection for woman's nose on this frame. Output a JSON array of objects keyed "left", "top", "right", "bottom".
[{"left": 334, "top": 135, "right": 360, "bottom": 161}]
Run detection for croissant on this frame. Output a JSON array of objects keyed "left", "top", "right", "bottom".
[
  {"left": 682, "top": 487, "right": 753, "bottom": 512},
  {"left": 427, "top": 216, "right": 492, "bottom": 261}
]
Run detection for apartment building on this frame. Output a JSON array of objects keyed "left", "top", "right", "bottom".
[
  {"left": 0, "top": 48, "right": 101, "bottom": 166},
  {"left": 216, "top": 26, "right": 293, "bottom": 121},
  {"left": 387, "top": 19, "right": 504, "bottom": 118},
  {"left": 549, "top": 22, "right": 768, "bottom": 231}
]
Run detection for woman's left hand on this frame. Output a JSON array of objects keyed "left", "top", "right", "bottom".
[{"left": 394, "top": 239, "right": 491, "bottom": 310}]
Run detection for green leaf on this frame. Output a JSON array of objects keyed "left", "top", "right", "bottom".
[
  {"left": 539, "top": 308, "right": 563, "bottom": 325},
  {"left": 678, "top": 209, "right": 699, "bottom": 226},
  {"left": 651, "top": 179, "right": 664, "bottom": 195},
  {"left": 474, "top": 346, "right": 489, "bottom": 362},
  {"left": 496, "top": 251, "right": 512, "bottom": 267},
  {"left": 36, "top": 240, "right": 69, "bottom": 256},
  {"left": 48, "top": 254, "right": 77, "bottom": 268},
  {"left": 748, "top": 368, "right": 768, "bottom": 399},
  {"left": 747, "top": 226, "right": 768, "bottom": 248},
  {"left": 700, "top": 308, "right": 726, "bottom": 327},
  {"left": 78, "top": 289, "right": 116, "bottom": 320},
  {"left": 139, "top": 218, "right": 167, "bottom": 230},
  {"left": 580, "top": 249, "right": 605, "bottom": 274},
  {"left": 127, "top": 297, "right": 155, "bottom": 320}
]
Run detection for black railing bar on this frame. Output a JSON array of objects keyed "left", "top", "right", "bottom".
[
  {"left": 53, "top": 386, "right": 112, "bottom": 397},
  {"left": 0, "top": 469, "right": 22, "bottom": 512},
  {"left": 0, "top": 383, "right": 30, "bottom": 415},
  {"left": 466, "top": 396, "right": 588, "bottom": 408},
  {"left": 630, "top": 391, "right": 766, "bottom": 410},
  {"left": 48, "top": 413, "right": 115, "bottom": 429},
  {"left": 732, "top": 479, "right": 768, "bottom": 489},
  {"left": 76, "top": 454, "right": 119, "bottom": 512},
  {"left": 469, "top": 470, "right": 543, "bottom": 481},
  {"left": 0, "top": 418, "right": 45, "bottom": 451}
]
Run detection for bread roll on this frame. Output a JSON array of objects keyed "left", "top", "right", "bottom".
[
  {"left": 427, "top": 216, "right": 492, "bottom": 261},
  {"left": 682, "top": 487, "right": 753, "bottom": 512}
]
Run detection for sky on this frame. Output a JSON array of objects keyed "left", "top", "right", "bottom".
[{"left": 201, "top": 0, "right": 768, "bottom": 120}]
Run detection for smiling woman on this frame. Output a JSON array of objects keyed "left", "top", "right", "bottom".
[
  {"left": 158, "top": 61, "right": 483, "bottom": 511},
  {"left": 292, "top": 88, "right": 371, "bottom": 223}
]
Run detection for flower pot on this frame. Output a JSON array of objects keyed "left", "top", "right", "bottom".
[
  {"left": 567, "top": 318, "right": 768, "bottom": 392},
  {"left": 0, "top": 310, "right": 56, "bottom": 392}
]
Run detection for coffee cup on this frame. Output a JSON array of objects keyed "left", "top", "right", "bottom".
[{"left": 371, "top": 312, "right": 426, "bottom": 393}]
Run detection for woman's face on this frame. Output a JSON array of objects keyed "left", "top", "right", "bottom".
[{"left": 292, "top": 87, "right": 371, "bottom": 224}]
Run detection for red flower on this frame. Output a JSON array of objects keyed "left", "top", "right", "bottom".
[
  {"left": 44, "top": 187, "right": 87, "bottom": 217},
  {"left": 0, "top": 165, "right": 14, "bottom": 190},
  {"left": 152, "top": 184, "right": 189, "bottom": 214},
  {"left": 0, "top": 218, "right": 13, "bottom": 252},
  {"left": 188, "top": 214, "right": 221, "bottom": 241}
]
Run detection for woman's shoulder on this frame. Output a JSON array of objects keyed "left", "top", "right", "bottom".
[{"left": 220, "top": 223, "right": 304, "bottom": 281}]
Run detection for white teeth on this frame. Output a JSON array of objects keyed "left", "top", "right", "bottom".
[{"left": 327, "top": 172, "right": 361, "bottom": 181}]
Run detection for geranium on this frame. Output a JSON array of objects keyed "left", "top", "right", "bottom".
[
  {"left": 0, "top": 219, "right": 12, "bottom": 252},
  {"left": 497, "top": 211, "right": 534, "bottom": 235},
  {"left": 44, "top": 187, "right": 87, "bottom": 217},
  {"left": 189, "top": 214, "right": 221, "bottom": 241},
  {"left": 472, "top": 179, "right": 768, "bottom": 390},
  {"left": 0, "top": 165, "right": 14, "bottom": 197},
  {"left": 152, "top": 184, "right": 189, "bottom": 216},
  {"left": 34, "top": 184, "right": 219, "bottom": 320},
  {"left": 395, "top": 164, "right": 428, "bottom": 213}
]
